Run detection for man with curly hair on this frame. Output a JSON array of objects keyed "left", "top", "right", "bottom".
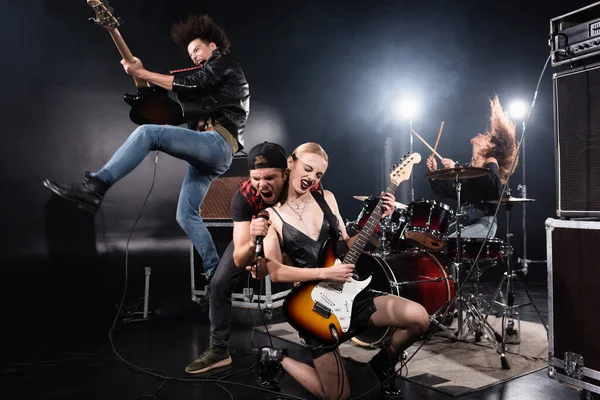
[
  {"left": 425, "top": 96, "right": 518, "bottom": 238},
  {"left": 43, "top": 15, "right": 250, "bottom": 279}
]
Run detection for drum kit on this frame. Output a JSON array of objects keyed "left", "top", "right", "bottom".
[{"left": 347, "top": 166, "right": 538, "bottom": 369}]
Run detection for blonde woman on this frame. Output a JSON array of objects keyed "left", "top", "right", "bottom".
[{"left": 260, "top": 142, "right": 429, "bottom": 400}]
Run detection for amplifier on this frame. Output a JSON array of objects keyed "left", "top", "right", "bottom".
[
  {"left": 200, "top": 154, "right": 248, "bottom": 225},
  {"left": 550, "top": 2, "right": 600, "bottom": 67},
  {"left": 553, "top": 63, "right": 600, "bottom": 217}
]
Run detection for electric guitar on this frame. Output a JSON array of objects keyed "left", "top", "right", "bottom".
[
  {"left": 282, "top": 153, "right": 422, "bottom": 345},
  {"left": 87, "top": 0, "right": 184, "bottom": 126}
]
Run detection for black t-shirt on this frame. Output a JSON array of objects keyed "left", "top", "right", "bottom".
[
  {"left": 230, "top": 190, "right": 256, "bottom": 222},
  {"left": 230, "top": 177, "right": 266, "bottom": 222}
]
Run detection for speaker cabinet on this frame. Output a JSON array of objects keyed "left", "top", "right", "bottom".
[
  {"left": 200, "top": 155, "right": 248, "bottom": 225},
  {"left": 554, "top": 63, "right": 600, "bottom": 217},
  {"left": 547, "top": 219, "right": 600, "bottom": 394}
]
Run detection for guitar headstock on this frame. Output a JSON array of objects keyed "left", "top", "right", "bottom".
[
  {"left": 87, "top": 0, "right": 122, "bottom": 31},
  {"left": 389, "top": 153, "right": 421, "bottom": 185}
]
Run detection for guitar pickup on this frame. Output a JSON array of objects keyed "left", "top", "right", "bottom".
[{"left": 312, "top": 301, "right": 332, "bottom": 318}]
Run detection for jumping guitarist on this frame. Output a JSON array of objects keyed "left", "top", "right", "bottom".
[
  {"left": 260, "top": 143, "right": 430, "bottom": 399},
  {"left": 43, "top": 10, "right": 250, "bottom": 281}
]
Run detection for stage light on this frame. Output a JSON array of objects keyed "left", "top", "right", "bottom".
[
  {"left": 393, "top": 98, "right": 420, "bottom": 121},
  {"left": 391, "top": 96, "right": 420, "bottom": 203},
  {"left": 509, "top": 100, "right": 527, "bottom": 121}
]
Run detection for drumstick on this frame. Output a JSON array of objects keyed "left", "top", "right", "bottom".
[
  {"left": 411, "top": 129, "right": 444, "bottom": 162},
  {"left": 432, "top": 121, "right": 444, "bottom": 157}
]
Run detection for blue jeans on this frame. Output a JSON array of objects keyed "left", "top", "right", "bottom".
[
  {"left": 447, "top": 207, "right": 497, "bottom": 239},
  {"left": 208, "top": 241, "right": 246, "bottom": 349},
  {"left": 93, "top": 124, "right": 233, "bottom": 277}
]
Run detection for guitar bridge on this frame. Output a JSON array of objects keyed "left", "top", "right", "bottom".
[{"left": 312, "top": 301, "right": 332, "bottom": 318}]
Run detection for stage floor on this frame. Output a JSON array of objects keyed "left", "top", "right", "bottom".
[{"left": 0, "top": 279, "right": 583, "bottom": 399}]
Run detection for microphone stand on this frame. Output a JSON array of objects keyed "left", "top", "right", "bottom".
[{"left": 516, "top": 120, "right": 546, "bottom": 271}]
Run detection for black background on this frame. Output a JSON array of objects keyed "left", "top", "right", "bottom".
[{"left": 0, "top": 0, "right": 592, "bottom": 349}]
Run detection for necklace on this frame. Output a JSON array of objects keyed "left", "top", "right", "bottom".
[
  {"left": 286, "top": 194, "right": 311, "bottom": 220},
  {"left": 287, "top": 193, "right": 311, "bottom": 209}
]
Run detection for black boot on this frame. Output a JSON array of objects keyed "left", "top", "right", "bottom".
[
  {"left": 368, "top": 351, "right": 404, "bottom": 399},
  {"left": 255, "top": 346, "right": 287, "bottom": 389},
  {"left": 43, "top": 172, "right": 110, "bottom": 214}
]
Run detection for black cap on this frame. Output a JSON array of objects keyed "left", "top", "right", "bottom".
[{"left": 247, "top": 142, "right": 287, "bottom": 170}]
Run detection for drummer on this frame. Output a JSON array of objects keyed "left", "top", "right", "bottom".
[{"left": 425, "top": 96, "right": 517, "bottom": 238}]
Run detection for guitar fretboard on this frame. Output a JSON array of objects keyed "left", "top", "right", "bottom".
[{"left": 343, "top": 182, "right": 399, "bottom": 265}]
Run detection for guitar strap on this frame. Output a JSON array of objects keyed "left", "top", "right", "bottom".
[{"left": 311, "top": 190, "right": 341, "bottom": 239}]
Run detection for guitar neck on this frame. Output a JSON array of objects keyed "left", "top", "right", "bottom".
[
  {"left": 343, "top": 181, "right": 399, "bottom": 265},
  {"left": 108, "top": 28, "right": 148, "bottom": 88}
]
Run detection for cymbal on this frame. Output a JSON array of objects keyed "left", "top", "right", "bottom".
[
  {"left": 483, "top": 196, "right": 536, "bottom": 204},
  {"left": 425, "top": 167, "right": 491, "bottom": 180},
  {"left": 353, "top": 196, "right": 408, "bottom": 209}
]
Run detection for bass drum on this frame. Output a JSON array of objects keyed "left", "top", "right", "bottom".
[{"left": 351, "top": 250, "right": 454, "bottom": 347}]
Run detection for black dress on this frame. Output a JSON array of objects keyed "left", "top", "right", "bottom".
[{"left": 270, "top": 191, "right": 383, "bottom": 358}]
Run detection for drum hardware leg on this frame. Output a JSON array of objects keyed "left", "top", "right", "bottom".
[
  {"left": 448, "top": 173, "right": 508, "bottom": 369},
  {"left": 458, "top": 297, "right": 509, "bottom": 368},
  {"left": 485, "top": 269, "right": 547, "bottom": 339},
  {"left": 428, "top": 301, "right": 456, "bottom": 338},
  {"left": 392, "top": 277, "right": 451, "bottom": 287},
  {"left": 484, "top": 203, "right": 550, "bottom": 334},
  {"left": 483, "top": 201, "right": 548, "bottom": 369},
  {"left": 379, "top": 228, "right": 391, "bottom": 256},
  {"left": 452, "top": 176, "right": 467, "bottom": 340},
  {"left": 468, "top": 265, "right": 491, "bottom": 314}
]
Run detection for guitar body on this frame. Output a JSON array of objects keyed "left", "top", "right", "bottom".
[
  {"left": 281, "top": 152, "right": 421, "bottom": 346},
  {"left": 124, "top": 86, "right": 184, "bottom": 126},
  {"left": 283, "top": 236, "right": 373, "bottom": 345}
]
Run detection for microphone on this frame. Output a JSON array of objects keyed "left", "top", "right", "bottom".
[{"left": 254, "top": 210, "right": 270, "bottom": 257}]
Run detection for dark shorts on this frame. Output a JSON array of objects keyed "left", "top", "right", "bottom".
[{"left": 302, "top": 288, "right": 385, "bottom": 359}]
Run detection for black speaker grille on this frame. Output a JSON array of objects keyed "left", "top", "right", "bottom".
[{"left": 555, "top": 66, "right": 600, "bottom": 216}]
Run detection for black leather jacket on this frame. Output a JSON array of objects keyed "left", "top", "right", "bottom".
[{"left": 172, "top": 49, "right": 250, "bottom": 150}]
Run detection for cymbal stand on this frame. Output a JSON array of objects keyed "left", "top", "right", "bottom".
[
  {"left": 454, "top": 176, "right": 465, "bottom": 337},
  {"left": 378, "top": 221, "right": 392, "bottom": 257},
  {"left": 516, "top": 121, "right": 546, "bottom": 274},
  {"left": 484, "top": 201, "right": 548, "bottom": 348},
  {"left": 467, "top": 263, "right": 490, "bottom": 315},
  {"left": 450, "top": 173, "right": 509, "bottom": 369}
]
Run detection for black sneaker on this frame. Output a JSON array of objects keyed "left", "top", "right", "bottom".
[
  {"left": 184, "top": 347, "right": 232, "bottom": 374},
  {"left": 43, "top": 172, "right": 110, "bottom": 214}
]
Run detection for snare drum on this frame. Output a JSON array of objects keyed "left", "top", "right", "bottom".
[
  {"left": 446, "top": 237, "right": 505, "bottom": 264},
  {"left": 404, "top": 199, "right": 453, "bottom": 251}
]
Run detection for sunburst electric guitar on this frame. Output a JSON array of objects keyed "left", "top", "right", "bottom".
[
  {"left": 87, "top": 0, "right": 184, "bottom": 125},
  {"left": 282, "top": 153, "right": 422, "bottom": 345}
]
